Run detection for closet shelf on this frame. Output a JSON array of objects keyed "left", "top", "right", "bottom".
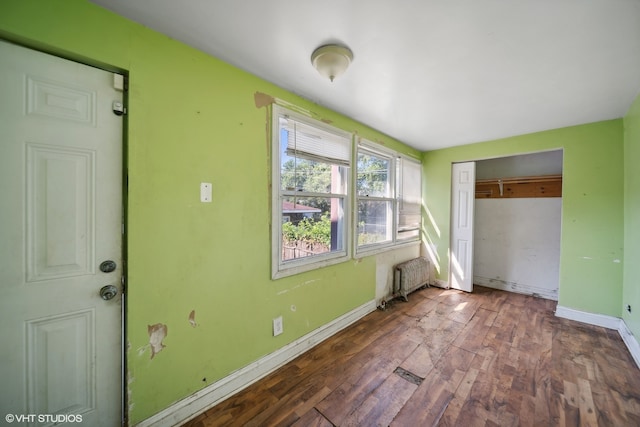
[{"left": 475, "top": 174, "right": 562, "bottom": 198}]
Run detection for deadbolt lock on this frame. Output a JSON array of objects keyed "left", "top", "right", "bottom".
[{"left": 100, "top": 260, "right": 117, "bottom": 273}]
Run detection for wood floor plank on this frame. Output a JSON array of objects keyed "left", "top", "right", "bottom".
[
  {"left": 315, "top": 331, "right": 420, "bottom": 425},
  {"left": 452, "top": 307, "right": 497, "bottom": 353},
  {"left": 397, "top": 343, "right": 436, "bottom": 379},
  {"left": 289, "top": 408, "right": 333, "bottom": 427},
  {"left": 390, "top": 373, "right": 454, "bottom": 426},
  {"left": 342, "top": 371, "right": 418, "bottom": 427},
  {"left": 181, "top": 286, "right": 640, "bottom": 427},
  {"left": 577, "top": 377, "right": 599, "bottom": 426},
  {"left": 403, "top": 293, "right": 439, "bottom": 318},
  {"left": 392, "top": 345, "right": 475, "bottom": 426},
  {"left": 439, "top": 365, "right": 480, "bottom": 425}
]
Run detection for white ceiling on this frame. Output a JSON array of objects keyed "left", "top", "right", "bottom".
[{"left": 90, "top": 0, "right": 640, "bottom": 151}]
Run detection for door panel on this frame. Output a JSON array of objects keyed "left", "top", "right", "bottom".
[
  {"left": 26, "top": 144, "right": 96, "bottom": 280},
  {"left": 26, "top": 310, "right": 95, "bottom": 415},
  {"left": 0, "top": 40, "right": 123, "bottom": 426},
  {"left": 450, "top": 162, "right": 475, "bottom": 292}
]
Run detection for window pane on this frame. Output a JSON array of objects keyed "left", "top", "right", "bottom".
[
  {"left": 281, "top": 196, "right": 345, "bottom": 262},
  {"left": 357, "top": 200, "right": 392, "bottom": 246},
  {"left": 280, "top": 156, "right": 347, "bottom": 194},
  {"left": 357, "top": 152, "right": 390, "bottom": 197},
  {"left": 282, "top": 118, "right": 350, "bottom": 165},
  {"left": 280, "top": 127, "right": 347, "bottom": 194}
]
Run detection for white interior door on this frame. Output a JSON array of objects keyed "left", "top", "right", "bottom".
[
  {"left": 450, "top": 162, "right": 475, "bottom": 292},
  {"left": 0, "top": 40, "right": 123, "bottom": 426}
]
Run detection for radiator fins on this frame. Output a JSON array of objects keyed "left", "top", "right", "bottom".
[{"left": 394, "top": 257, "right": 430, "bottom": 301}]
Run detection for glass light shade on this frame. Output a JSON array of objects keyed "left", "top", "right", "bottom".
[{"left": 311, "top": 45, "right": 353, "bottom": 82}]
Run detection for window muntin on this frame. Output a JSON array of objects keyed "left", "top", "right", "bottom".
[{"left": 272, "top": 106, "right": 351, "bottom": 278}]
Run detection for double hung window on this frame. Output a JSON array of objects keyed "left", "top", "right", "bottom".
[
  {"left": 356, "top": 146, "right": 394, "bottom": 247},
  {"left": 272, "top": 106, "right": 351, "bottom": 278},
  {"left": 272, "top": 106, "right": 422, "bottom": 278},
  {"left": 356, "top": 141, "right": 421, "bottom": 253}
]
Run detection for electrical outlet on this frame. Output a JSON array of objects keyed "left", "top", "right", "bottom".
[{"left": 273, "top": 316, "right": 283, "bottom": 336}]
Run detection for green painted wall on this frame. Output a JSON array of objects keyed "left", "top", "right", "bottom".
[
  {"left": 623, "top": 94, "right": 640, "bottom": 337},
  {"left": 422, "top": 120, "right": 624, "bottom": 317},
  {"left": 0, "top": 1, "right": 420, "bottom": 424},
  {"left": 1, "top": 0, "right": 634, "bottom": 423}
]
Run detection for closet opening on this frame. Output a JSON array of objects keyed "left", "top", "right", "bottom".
[{"left": 472, "top": 150, "right": 563, "bottom": 300}]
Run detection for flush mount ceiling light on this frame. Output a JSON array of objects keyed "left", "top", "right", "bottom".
[{"left": 311, "top": 44, "right": 353, "bottom": 82}]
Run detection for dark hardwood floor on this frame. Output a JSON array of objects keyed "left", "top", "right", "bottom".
[{"left": 183, "top": 286, "right": 640, "bottom": 426}]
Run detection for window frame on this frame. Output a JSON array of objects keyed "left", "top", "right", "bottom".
[
  {"left": 354, "top": 139, "right": 422, "bottom": 256},
  {"left": 354, "top": 142, "right": 397, "bottom": 251},
  {"left": 271, "top": 105, "right": 353, "bottom": 279}
]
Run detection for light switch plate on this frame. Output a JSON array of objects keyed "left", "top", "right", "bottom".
[
  {"left": 273, "top": 316, "right": 283, "bottom": 336},
  {"left": 200, "top": 182, "right": 212, "bottom": 202}
]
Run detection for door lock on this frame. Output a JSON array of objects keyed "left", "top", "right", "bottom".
[
  {"left": 100, "top": 260, "right": 117, "bottom": 273},
  {"left": 99, "top": 285, "right": 118, "bottom": 301}
]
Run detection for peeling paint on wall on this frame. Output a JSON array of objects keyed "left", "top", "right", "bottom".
[
  {"left": 188, "top": 310, "right": 197, "bottom": 327},
  {"left": 254, "top": 91, "right": 275, "bottom": 108},
  {"left": 147, "top": 323, "right": 168, "bottom": 359},
  {"left": 127, "top": 371, "right": 136, "bottom": 415},
  {"left": 373, "top": 138, "right": 387, "bottom": 146}
]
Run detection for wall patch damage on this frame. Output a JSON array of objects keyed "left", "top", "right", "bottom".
[
  {"left": 147, "top": 323, "right": 168, "bottom": 359},
  {"left": 189, "top": 310, "right": 197, "bottom": 327},
  {"left": 254, "top": 91, "right": 275, "bottom": 108}
]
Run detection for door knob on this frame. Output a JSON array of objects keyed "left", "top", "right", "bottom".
[{"left": 100, "top": 285, "right": 118, "bottom": 301}]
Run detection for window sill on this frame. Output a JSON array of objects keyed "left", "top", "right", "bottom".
[
  {"left": 272, "top": 252, "right": 350, "bottom": 280},
  {"left": 354, "top": 239, "right": 420, "bottom": 259}
]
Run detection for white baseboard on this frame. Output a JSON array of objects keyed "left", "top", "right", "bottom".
[
  {"left": 618, "top": 320, "right": 640, "bottom": 369},
  {"left": 474, "top": 276, "right": 558, "bottom": 301},
  {"left": 136, "top": 300, "right": 378, "bottom": 427},
  {"left": 554, "top": 305, "right": 621, "bottom": 329},
  {"left": 433, "top": 279, "right": 449, "bottom": 289},
  {"left": 555, "top": 305, "right": 640, "bottom": 370}
]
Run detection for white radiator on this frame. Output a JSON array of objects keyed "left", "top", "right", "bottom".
[{"left": 394, "top": 257, "right": 430, "bottom": 301}]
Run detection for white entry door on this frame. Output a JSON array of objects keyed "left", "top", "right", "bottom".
[
  {"left": 450, "top": 162, "right": 475, "bottom": 292},
  {"left": 0, "top": 40, "right": 123, "bottom": 426}
]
